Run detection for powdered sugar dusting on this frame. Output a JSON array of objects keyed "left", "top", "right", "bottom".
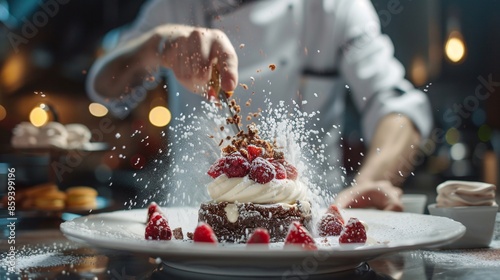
[
  {"left": 422, "top": 240, "right": 500, "bottom": 268},
  {"left": 0, "top": 242, "right": 80, "bottom": 271},
  {"left": 127, "top": 92, "right": 343, "bottom": 213}
]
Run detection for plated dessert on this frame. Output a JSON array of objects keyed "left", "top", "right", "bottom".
[
  {"left": 145, "top": 201, "right": 367, "bottom": 249},
  {"left": 200, "top": 124, "right": 311, "bottom": 243},
  {"left": 143, "top": 97, "right": 369, "bottom": 248}
]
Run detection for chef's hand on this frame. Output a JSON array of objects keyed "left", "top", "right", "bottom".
[
  {"left": 335, "top": 180, "right": 403, "bottom": 211},
  {"left": 156, "top": 25, "right": 238, "bottom": 100}
]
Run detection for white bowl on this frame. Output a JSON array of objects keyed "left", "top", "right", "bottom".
[
  {"left": 402, "top": 194, "right": 428, "bottom": 214},
  {"left": 427, "top": 203, "right": 498, "bottom": 248}
]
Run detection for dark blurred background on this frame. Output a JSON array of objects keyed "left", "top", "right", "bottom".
[{"left": 0, "top": 0, "right": 499, "bottom": 206}]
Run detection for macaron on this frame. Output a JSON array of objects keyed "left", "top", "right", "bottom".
[
  {"left": 65, "top": 186, "right": 98, "bottom": 209},
  {"left": 33, "top": 190, "right": 66, "bottom": 210},
  {"left": 23, "top": 182, "right": 58, "bottom": 197},
  {"left": 17, "top": 183, "right": 59, "bottom": 209}
]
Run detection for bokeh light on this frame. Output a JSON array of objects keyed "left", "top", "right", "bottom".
[
  {"left": 478, "top": 124, "right": 492, "bottom": 142},
  {"left": 445, "top": 127, "right": 460, "bottom": 145},
  {"left": 149, "top": 106, "right": 171, "bottom": 127},
  {"left": 0, "top": 105, "right": 6, "bottom": 121},
  {"left": 471, "top": 109, "right": 486, "bottom": 126},
  {"left": 89, "top": 103, "right": 108, "bottom": 117},
  {"left": 450, "top": 142, "right": 467, "bottom": 161},
  {"left": 445, "top": 31, "right": 466, "bottom": 63},
  {"left": 29, "top": 106, "right": 49, "bottom": 127},
  {"left": 410, "top": 55, "right": 428, "bottom": 86},
  {"left": 1, "top": 53, "right": 26, "bottom": 92}
]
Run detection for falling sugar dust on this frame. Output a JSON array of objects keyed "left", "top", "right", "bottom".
[{"left": 124, "top": 92, "right": 347, "bottom": 218}]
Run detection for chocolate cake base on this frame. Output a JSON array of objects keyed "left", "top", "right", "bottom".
[{"left": 198, "top": 201, "right": 311, "bottom": 243}]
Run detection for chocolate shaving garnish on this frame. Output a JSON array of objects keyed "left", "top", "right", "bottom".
[
  {"left": 220, "top": 123, "right": 280, "bottom": 158},
  {"left": 173, "top": 227, "right": 184, "bottom": 240},
  {"left": 273, "top": 151, "right": 285, "bottom": 160}
]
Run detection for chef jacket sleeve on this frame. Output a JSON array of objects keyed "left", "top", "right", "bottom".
[
  {"left": 338, "top": 0, "right": 433, "bottom": 143},
  {"left": 86, "top": 0, "right": 170, "bottom": 119}
]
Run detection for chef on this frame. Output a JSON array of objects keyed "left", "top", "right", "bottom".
[{"left": 86, "top": 0, "right": 432, "bottom": 211}]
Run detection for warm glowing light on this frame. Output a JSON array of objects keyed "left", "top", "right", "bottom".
[
  {"left": 149, "top": 106, "right": 171, "bottom": 127},
  {"left": 30, "top": 107, "right": 49, "bottom": 127},
  {"left": 89, "top": 103, "right": 108, "bottom": 117},
  {"left": 0, "top": 105, "right": 6, "bottom": 121},
  {"left": 1, "top": 53, "right": 26, "bottom": 92},
  {"left": 410, "top": 55, "right": 428, "bottom": 86},
  {"left": 445, "top": 32, "right": 466, "bottom": 63},
  {"left": 29, "top": 107, "right": 49, "bottom": 127}
]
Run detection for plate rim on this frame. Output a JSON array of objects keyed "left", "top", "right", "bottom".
[{"left": 60, "top": 207, "right": 466, "bottom": 259}]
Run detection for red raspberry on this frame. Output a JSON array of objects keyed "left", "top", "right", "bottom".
[
  {"left": 207, "top": 158, "right": 225, "bottom": 178},
  {"left": 284, "top": 222, "right": 317, "bottom": 250},
  {"left": 223, "top": 152, "right": 250, "bottom": 178},
  {"left": 145, "top": 212, "right": 172, "bottom": 240},
  {"left": 249, "top": 157, "right": 276, "bottom": 184},
  {"left": 279, "top": 160, "right": 298, "bottom": 180},
  {"left": 326, "top": 205, "right": 345, "bottom": 225},
  {"left": 339, "top": 218, "right": 367, "bottom": 244},
  {"left": 146, "top": 202, "right": 165, "bottom": 223},
  {"left": 269, "top": 159, "right": 287, "bottom": 179},
  {"left": 317, "top": 214, "right": 343, "bottom": 237},
  {"left": 246, "top": 145, "right": 264, "bottom": 162},
  {"left": 247, "top": 228, "right": 270, "bottom": 244},
  {"left": 193, "top": 222, "right": 218, "bottom": 243}
]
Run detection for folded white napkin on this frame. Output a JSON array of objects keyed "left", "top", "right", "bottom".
[{"left": 436, "top": 180, "right": 497, "bottom": 207}]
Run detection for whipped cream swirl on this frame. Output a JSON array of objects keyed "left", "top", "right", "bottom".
[
  {"left": 207, "top": 175, "right": 308, "bottom": 204},
  {"left": 436, "top": 180, "right": 497, "bottom": 207}
]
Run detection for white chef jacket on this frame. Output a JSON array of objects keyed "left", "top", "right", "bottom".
[{"left": 87, "top": 0, "right": 432, "bottom": 193}]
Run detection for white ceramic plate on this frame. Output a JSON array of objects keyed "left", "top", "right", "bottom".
[{"left": 60, "top": 207, "right": 465, "bottom": 276}]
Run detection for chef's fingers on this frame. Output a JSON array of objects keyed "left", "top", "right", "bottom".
[
  {"left": 380, "top": 183, "right": 403, "bottom": 212},
  {"left": 186, "top": 29, "right": 212, "bottom": 85},
  {"left": 210, "top": 29, "right": 238, "bottom": 92},
  {"left": 173, "top": 30, "right": 211, "bottom": 94}
]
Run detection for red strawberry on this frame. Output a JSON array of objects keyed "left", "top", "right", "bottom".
[
  {"left": 269, "top": 160, "right": 287, "bottom": 179},
  {"left": 247, "top": 228, "right": 270, "bottom": 244},
  {"left": 207, "top": 158, "right": 225, "bottom": 178},
  {"left": 223, "top": 152, "right": 250, "bottom": 178},
  {"left": 246, "top": 145, "right": 264, "bottom": 162},
  {"left": 249, "top": 157, "right": 276, "bottom": 184},
  {"left": 145, "top": 212, "right": 172, "bottom": 240},
  {"left": 280, "top": 160, "right": 298, "bottom": 180},
  {"left": 326, "top": 205, "right": 345, "bottom": 225},
  {"left": 317, "top": 214, "right": 343, "bottom": 237},
  {"left": 339, "top": 218, "right": 367, "bottom": 244},
  {"left": 284, "top": 222, "right": 317, "bottom": 250},
  {"left": 146, "top": 202, "right": 164, "bottom": 223},
  {"left": 193, "top": 222, "right": 218, "bottom": 243}
]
